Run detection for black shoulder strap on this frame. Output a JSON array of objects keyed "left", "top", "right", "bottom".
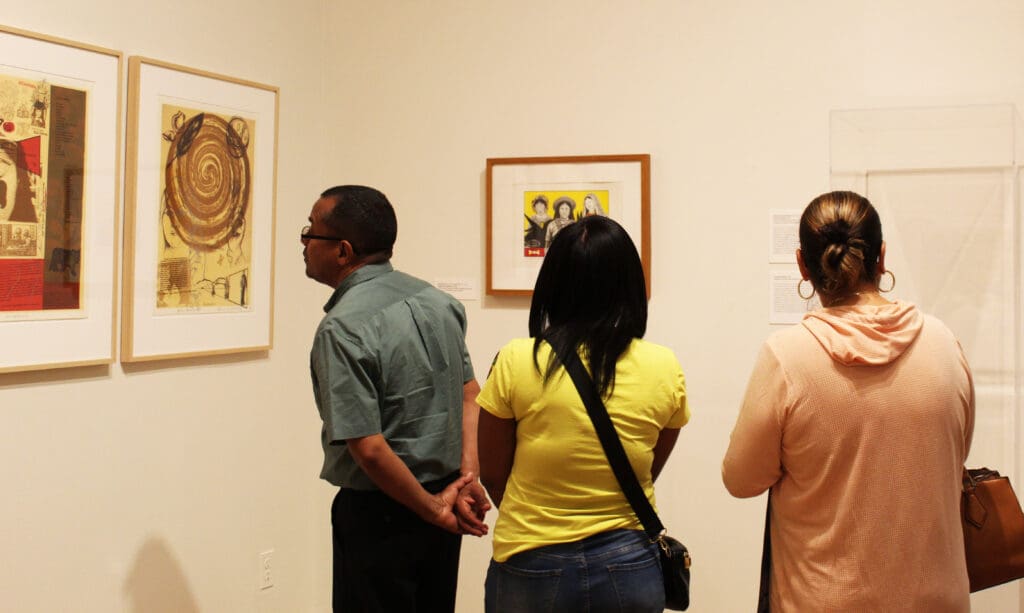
[{"left": 561, "top": 350, "right": 664, "bottom": 540}]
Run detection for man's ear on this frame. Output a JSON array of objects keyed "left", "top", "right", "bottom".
[{"left": 337, "top": 239, "right": 355, "bottom": 263}]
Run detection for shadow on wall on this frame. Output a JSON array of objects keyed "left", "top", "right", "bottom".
[{"left": 125, "top": 536, "right": 199, "bottom": 613}]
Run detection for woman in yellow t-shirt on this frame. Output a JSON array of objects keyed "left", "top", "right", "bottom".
[{"left": 459, "top": 215, "right": 690, "bottom": 612}]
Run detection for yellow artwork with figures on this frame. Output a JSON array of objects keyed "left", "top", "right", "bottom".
[
  {"left": 156, "top": 104, "right": 254, "bottom": 312},
  {"left": 522, "top": 190, "right": 609, "bottom": 257}
]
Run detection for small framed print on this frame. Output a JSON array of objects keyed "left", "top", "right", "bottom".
[{"left": 486, "top": 154, "right": 650, "bottom": 296}]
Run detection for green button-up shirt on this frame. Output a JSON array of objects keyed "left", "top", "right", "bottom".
[{"left": 310, "top": 262, "right": 474, "bottom": 489}]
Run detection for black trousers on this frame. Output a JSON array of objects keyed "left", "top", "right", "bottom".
[{"left": 331, "top": 473, "right": 463, "bottom": 613}]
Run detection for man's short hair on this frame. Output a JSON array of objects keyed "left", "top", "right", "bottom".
[{"left": 320, "top": 185, "right": 397, "bottom": 259}]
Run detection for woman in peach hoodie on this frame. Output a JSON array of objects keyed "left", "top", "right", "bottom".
[{"left": 723, "top": 191, "right": 974, "bottom": 612}]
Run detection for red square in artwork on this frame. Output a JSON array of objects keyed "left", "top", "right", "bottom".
[{"left": 0, "top": 259, "right": 44, "bottom": 311}]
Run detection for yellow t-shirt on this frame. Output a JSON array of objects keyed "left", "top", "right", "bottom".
[{"left": 477, "top": 338, "right": 689, "bottom": 562}]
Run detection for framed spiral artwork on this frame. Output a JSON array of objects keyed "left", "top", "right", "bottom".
[{"left": 122, "top": 57, "right": 277, "bottom": 361}]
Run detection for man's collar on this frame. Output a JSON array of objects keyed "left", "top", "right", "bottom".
[{"left": 323, "top": 261, "right": 394, "bottom": 312}]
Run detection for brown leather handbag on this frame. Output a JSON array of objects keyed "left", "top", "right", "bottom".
[{"left": 962, "top": 467, "right": 1024, "bottom": 591}]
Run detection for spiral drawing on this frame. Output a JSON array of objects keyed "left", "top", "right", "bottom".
[{"left": 164, "top": 112, "right": 251, "bottom": 252}]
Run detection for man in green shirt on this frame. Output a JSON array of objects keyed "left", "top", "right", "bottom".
[{"left": 303, "top": 185, "right": 481, "bottom": 612}]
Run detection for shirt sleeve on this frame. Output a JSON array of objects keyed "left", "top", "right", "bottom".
[
  {"left": 957, "top": 340, "right": 975, "bottom": 462},
  {"left": 449, "top": 298, "right": 476, "bottom": 382},
  {"left": 476, "top": 343, "right": 516, "bottom": 420},
  {"left": 461, "top": 344, "right": 475, "bottom": 383},
  {"left": 312, "top": 326, "right": 382, "bottom": 443},
  {"left": 721, "top": 342, "right": 788, "bottom": 498},
  {"left": 665, "top": 359, "right": 691, "bottom": 429}
]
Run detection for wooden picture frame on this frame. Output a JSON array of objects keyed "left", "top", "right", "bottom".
[
  {"left": 122, "top": 57, "right": 278, "bottom": 361},
  {"left": 0, "top": 26, "right": 122, "bottom": 373},
  {"left": 486, "top": 154, "right": 651, "bottom": 296}
]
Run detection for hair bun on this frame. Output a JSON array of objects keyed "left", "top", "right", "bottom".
[{"left": 819, "top": 222, "right": 849, "bottom": 245}]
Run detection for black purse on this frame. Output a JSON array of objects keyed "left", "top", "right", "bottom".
[{"left": 562, "top": 351, "right": 691, "bottom": 611}]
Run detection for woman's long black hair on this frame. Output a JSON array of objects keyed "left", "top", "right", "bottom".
[{"left": 529, "top": 216, "right": 647, "bottom": 397}]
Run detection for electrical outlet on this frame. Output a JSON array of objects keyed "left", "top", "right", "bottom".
[{"left": 259, "top": 550, "right": 274, "bottom": 590}]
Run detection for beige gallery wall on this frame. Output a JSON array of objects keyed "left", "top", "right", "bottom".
[
  {"left": 3, "top": 1, "right": 1024, "bottom": 612},
  {"left": 322, "top": 2, "right": 1024, "bottom": 612},
  {"left": 0, "top": 1, "right": 334, "bottom": 612}
]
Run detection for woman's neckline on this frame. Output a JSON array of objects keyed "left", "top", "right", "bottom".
[{"left": 822, "top": 290, "right": 892, "bottom": 308}]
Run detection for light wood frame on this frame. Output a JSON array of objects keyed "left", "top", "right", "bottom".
[
  {"left": 0, "top": 26, "right": 122, "bottom": 373},
  {"left": 486, "top": 154, "right": 651, "bottom": 297},
  {"left": 122, "top": 57, "right": 278, "bottom": 362}
]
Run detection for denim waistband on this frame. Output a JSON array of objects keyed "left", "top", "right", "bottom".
[{"left": 509, "top": 528, "right": 653, "bottom": 563}]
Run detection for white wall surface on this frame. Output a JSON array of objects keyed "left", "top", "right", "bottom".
[
  {"left": 323, "top": 2, "right": 1024, "bottom": 612},
  {"left": 1, "top": 2, "right": 333, "bottom": 612},
  {"left": 4, "top": 1, "right": 1024, "bottom": 612}
]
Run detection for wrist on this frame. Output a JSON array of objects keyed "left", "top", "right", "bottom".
[
  {"left": 416, "top": 492, "right": 444, "bottom": 524},
  {"left": 461, "top": 458, "right": 480, "bottom": 478}
]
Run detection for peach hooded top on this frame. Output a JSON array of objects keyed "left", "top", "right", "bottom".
[{"left": 723, "top": 300, "right": 974, "bottom": 612}]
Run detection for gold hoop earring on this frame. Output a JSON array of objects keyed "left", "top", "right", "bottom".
[
  {"left": 797, "top": 279, "right": 815, "bottom": 300},
  {"left": 878, "top": 270, "right": 896, "bottom": 293}
]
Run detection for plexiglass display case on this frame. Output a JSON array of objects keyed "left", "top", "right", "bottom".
[{"left": 831, "top": 104, "right": 1024, "bottom": 610}]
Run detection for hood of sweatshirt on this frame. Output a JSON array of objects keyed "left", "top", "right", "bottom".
[{"left": 801, "top": 300, "right": 923, "bottom": 366}]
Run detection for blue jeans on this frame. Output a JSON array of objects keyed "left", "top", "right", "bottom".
[{"left": 484, "top": 529, "right": 665, "bottom": 613}]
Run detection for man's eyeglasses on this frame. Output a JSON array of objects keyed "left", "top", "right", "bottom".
[{"left": 300, "top": 225, "right": 342, "bottom": 242}]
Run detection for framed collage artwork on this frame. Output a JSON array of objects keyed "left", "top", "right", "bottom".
[
  {"left": 486, "top": 154, "right": 650, "bottom": 296},
  {"left": 0, "top": 26, "right": 121, "bottom": 373}
]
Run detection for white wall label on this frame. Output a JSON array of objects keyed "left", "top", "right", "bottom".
[
  {"left": 769, "top": 209, "right": 801, "bottom": 263},
  {"left": 770, "top": 269, "right": 820, "bottom": 324},
  {"left": 434, "top": 278, "right": 478, "bottom": 301}
]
